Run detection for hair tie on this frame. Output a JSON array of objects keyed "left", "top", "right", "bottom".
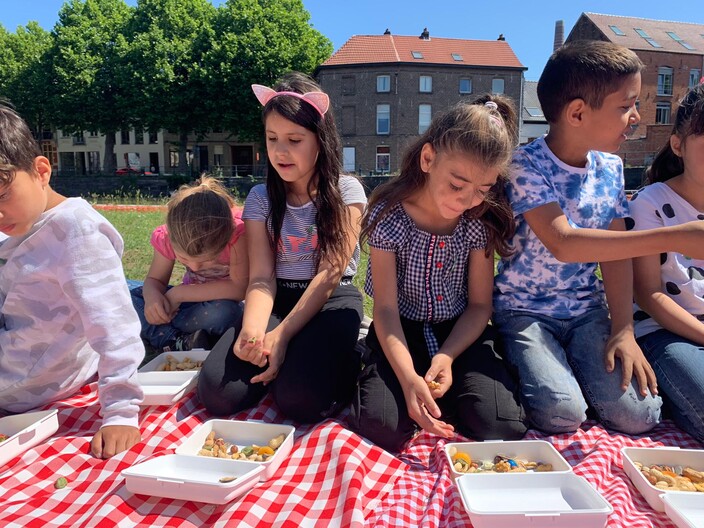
[
  {"left": 483, "top": 101, "right": 503, "bottom": 127},
  {"left": 484, "top": 101, "right": 498, "bottom": 111},
  {"left": 251, "top": 84, "right": 329, "bottom": 117}
]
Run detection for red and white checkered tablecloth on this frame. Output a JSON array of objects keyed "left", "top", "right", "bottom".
[{"left": 0, "top": 382, "right": 700, "bottom": 528}]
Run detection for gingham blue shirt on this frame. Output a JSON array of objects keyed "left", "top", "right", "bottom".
[{"left": 365, "top": 201, "right": 487, "bottom": 355}]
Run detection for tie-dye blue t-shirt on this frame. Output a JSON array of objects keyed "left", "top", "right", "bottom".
[{"left": 493, "top": 136, "right": 629, "bottom": 318}]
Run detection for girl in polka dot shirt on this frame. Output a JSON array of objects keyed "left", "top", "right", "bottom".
[
  {"left": 350, "top": 96, "right": 527, "bottom": 452},
  {"left": 629, "top": 84, "right": 704, "bottom": 444}
]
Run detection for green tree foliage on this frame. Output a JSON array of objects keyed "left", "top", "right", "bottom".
[
  {"left": 207, "top": 0, "right": 333, "bottom": 141},
  {"left": 0, "top": 23, "right": 53, "bottom": 137},
  {"left": 126, "top": 0, "right": 217, "bottom": 173},
  {"left": 48, "top": 0, "right": 133, "bottom": 172}
]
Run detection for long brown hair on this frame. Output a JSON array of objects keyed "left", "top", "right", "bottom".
[
  {"left": 361, "top": 94, "right": 517, "bottom": 257},
  {"left": 259, "top": 72, "right": 350, "bottom": 270},
  {"left": 646, "top": 84, "right": 704, "bottom": 184},
  {"left": 166, "top": 175, "right": 236, "bottom": 258}
]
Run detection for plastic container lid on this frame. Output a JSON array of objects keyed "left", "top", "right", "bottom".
[
  {"left": 456, "top": 472, "right": 613, "bottom": 528},
  {"left": 662, "top": 493, "right": 704, "bottom": 528},
  {"left": 176, "top": 419, "right": 295, "bottom": 481},
  {"left": 0, "top": 409, "right": 59, "bottom": 467},
  {"left": 122, "top": 454, "right": 264, "bottom": 504}
]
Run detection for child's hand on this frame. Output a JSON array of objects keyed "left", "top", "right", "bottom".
[
  {"left": 144, "top": 292, "right": 175, "bottom": 325},
  {"left": 164, "top": 287, "right": 183, "bottom": 313},
  {"left": 425, "top": 353, "right": 453, "bottom": 398},
  {"left": 250, "top": 329, "right": 288, "bottom": 385},
  {"left": 401, "top": 373, "right": 454, "bottom": 439},
  {"left": 605, "top": 331, "right": 658, "bottom": 396},
  {"left": 90, "top": 425, "right": 141, "bottom": 459},
  {"left": 233, "top": 329, "right": 268, "bottom": 367}
]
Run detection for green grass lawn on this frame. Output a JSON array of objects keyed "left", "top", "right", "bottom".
[{"left": 99, "top": 207, "right": 373, "bottom": 316}]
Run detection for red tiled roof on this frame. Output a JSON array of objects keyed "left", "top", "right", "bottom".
[
  {"left": 321, "top": 34, "right": 525, "bottom": 69},
  {"left": 577, "top": 13, "right": 704, "bottom": 54}
]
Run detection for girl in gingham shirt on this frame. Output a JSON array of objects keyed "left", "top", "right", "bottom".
[{"left": 350, "top": 96, "right": 527, "bottom": 452}]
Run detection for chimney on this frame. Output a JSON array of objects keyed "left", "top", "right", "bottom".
[
  {"left": 420, "top": 27, "right": 429, "bottom": 40},
  {"left": 384, "top": 28, "right": 391, "bottom": 35},
  {"left": 553, "top": 20, "right": 564, "bottom": 51},
  {"left": 497, "top": 34, "right": 505, "bottom": 41}
]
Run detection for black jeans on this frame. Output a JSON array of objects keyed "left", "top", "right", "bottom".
[
  {"left": 350, "top": 318, "right": 527, "bottom": 452},
  {"left": 197, "top": 280, "right": 363, "bottom": 423}
]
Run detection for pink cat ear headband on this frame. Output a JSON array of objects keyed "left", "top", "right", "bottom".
[{"left": 251, "top": 84, "right": 330, "bottom": 118}]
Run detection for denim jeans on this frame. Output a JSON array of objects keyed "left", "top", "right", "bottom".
[
  {"left": 128, "top": 280, "right": 243, "bottom": 349},
  {"left": 493, "top": 307, "right": 662, "bottom": 435},
  {"left": 637, "top": 329, "right": 704, "bottom": 444}
]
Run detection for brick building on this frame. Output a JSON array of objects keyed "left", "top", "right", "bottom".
[
  {"left": 315, "top": 29, "right": 526, "bottom": 175},
  {"left": 566, "top": 13, "right": 704, "bottom": 170}
]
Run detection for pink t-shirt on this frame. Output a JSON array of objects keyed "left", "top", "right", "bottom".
[{"left": 150, "top": 207, "right": 245, "bottom": 285}]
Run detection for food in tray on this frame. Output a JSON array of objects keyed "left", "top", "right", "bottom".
[
  {"left": 448, "top": 446, "right": 553, "bottom": 474},
  {"left": 0, "top": 434, "right": 8, "bottom": 443},
  {"left": 634, "top": 461, "right": 704, "bottom": 492},
  {"left": 157, "top": 354, "right": 204, "bottom": 371},
  {"left": 197, "top": 431, "right": 286, "bottom": 462}
]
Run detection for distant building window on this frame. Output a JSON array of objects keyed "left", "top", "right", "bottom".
[
  {"left": 89, "top": 131, "right": 99, "bottom": 138},
  {"left": 61, "top": 130, "right": 70, "bottom": 138},
  {"left": 135, "top": 129, "right": 144, "bottom": 144},
  {"left": 690, "top": 69, "right": 701, "bottom": 88},
  {"left": 148, "top": 131, "right": 158, "bottom": 144},
  {"left": 343, "top": 147, "right": 356, "bottom": 172},
  {"left": 657, "top": 67, "right": 673, "bottom": 96},
  {"left": 656, "top": 102, "right": 671, "bottom": 124},
  {"left": 418, "top": 104, "right": 431, "bottom": 134},
  {"left": 169, "top": 149, "right": 179, "bottom": 168},
  {"left": 376, "top": 104, "right": 390, "bottom": 135},
  {"left": 525, "top": 107, "right": 544, "bottom": 117},
  {"left": 452, "top": 53, "right": 463, "bottom": 61},
  {"left": 342, "top": 75, "right": 356, "bottom": 95},
  {"left": 88, "top": 151, "right": 100, "bottom": 173},
  {"left": 121, "top": 129, "right": 130, "bottom": 145},
  {"left": 609, "top": 25, "right": 626, "bottom": 36},
  {"left": 419, "top": 75, "right": 432, "bottom": 93},
  {"left": 667, "top": 31, "right": 695, "bottom": 50},
  {"left": 491, "top": 78, "right": 505, "bottom": 94},
  {"left": 376, "top": 146, "right": 390, "bottom": 172},
  {"left": 635, "top": 28, "right": 662, "bottom": 48},
  {"left": 411, "top": 51, "right": 423, "bottom": 59},
  {"left": 342, "top": 105, "right": 356, "bottom": 136},
  {"left": 459, "top": 78, "right": 472, "bottom": 94},
  {"left": 377, "top": 75, "right": 391, "bottom": 93},
  {"left": 73, "top": 132, "right": 85, "bottom": 145}
]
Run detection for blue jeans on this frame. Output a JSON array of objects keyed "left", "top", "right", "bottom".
[
  {"left": 493, "top": 308, "right": 662, "bottom": 435},
  {"left": 637, "top": 329, "right": 704, "bottom": 444},
  {"left": 128, "top": 280, "right": 243, "bottom": 349}
]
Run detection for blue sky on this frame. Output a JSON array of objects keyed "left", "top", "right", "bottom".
[{"left": 2, "top": 1, "right": 702, "bottom": 80}]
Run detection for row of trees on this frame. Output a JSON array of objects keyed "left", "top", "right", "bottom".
[{"left": 0, "top": 0, "right": 332, "bottom": 172}]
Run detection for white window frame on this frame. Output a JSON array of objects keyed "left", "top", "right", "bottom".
[
  {"left": 376, "top": 104, "right": 390, "bottom": 135},
  {"left": 459, "top": 78, "right": 472, "bottom": 94},
  {"left": 377, "top": 75, "right": 390, "bottom": 93},
  {"left": 418, "top": 104, "right": 431, "bottom": 134},
  {"left": 657, "top": 67, "right": 673, "bottom": 96},
  {"left": 655, "top": 102, "right": 671, "bottom": 124},
  {"left": 690, "top": 69, "right": 701, "bottom": 88},
  {"left": 419, "top": 75, "right": 432, "bottom": 93},
  {"left": 491, "top": 78, "right": 505, "bottom": 94},
  {"left": 343, "top": 147, "right": 356, "bottom": 172},
  {"left": 376, "top": 146, "right": 390, "bottom": 173}
]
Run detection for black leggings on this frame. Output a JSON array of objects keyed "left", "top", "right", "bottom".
[
  {"left": 349, "top": 318, "right": 527, "bottom": 452},
  {"left": 197, "top": 281, "right": 363, "bottom": 423}
]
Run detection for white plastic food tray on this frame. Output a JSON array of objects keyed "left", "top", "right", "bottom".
[
  {"left": 138, "top": 349, "right": 210, "bottom": 406},
  {"left": 456, "top": 472, "right": 613, "bottom": 528},
  {"left": 622, "top": 446, "right": 704, "bottom": 513},
  {"left": 0, "top": 409, "right": 59, "bottom": 467},
  {"left": 444, "top": 439, "right": 572, "bottom": 481},
  {"left": 176, "top": 419, "right": 295, "bottom": 481},
  {"left": 662, "top": 493, "right": 704, "bottom": 528},
  {"left": 122, "top": 454, "right": 264, "bottom": 504}
]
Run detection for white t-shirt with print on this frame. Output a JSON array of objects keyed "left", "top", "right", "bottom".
[
  {"left": 494, "top": 136, "right": 629, "bottom": 318},
  {"left": 629, "top": 182, "right": 704, "bottom": 338}
]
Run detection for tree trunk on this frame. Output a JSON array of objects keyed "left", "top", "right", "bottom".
[{"left": 103, "top": 132, "right": 116, "bottom": 173}]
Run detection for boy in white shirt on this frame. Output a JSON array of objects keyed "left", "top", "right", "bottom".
[{"left": 0, "top": 105, "right": 143, "bottom": 458}]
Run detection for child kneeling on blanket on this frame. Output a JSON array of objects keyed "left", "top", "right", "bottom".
[{"left": 0, "top": 104, "right": 144, "bottom": 458}]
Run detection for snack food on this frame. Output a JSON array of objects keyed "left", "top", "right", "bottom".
[
  {"left": 197, "top": 431, "right": 286, "bottom": 462},
  {"left": 427, "top": 380, "right": 441, "bottom": 390},
  {"left": 54, "top": 477, "right": 68, "bottom": 489},
  {"left": 247, "top": 337, "right": 257, "bottom": 344},
  {"left": 635, "top": 461, "right": 704, "bottom": 492},
  {"left": 157, "top": 354, "right": 203, "bottom": 372},
  {"left": 448, "top": 446, "right": 554, "bottom": 474},
  {"left": 0, "top": 434, "right": 8, "bottom": 443}
]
